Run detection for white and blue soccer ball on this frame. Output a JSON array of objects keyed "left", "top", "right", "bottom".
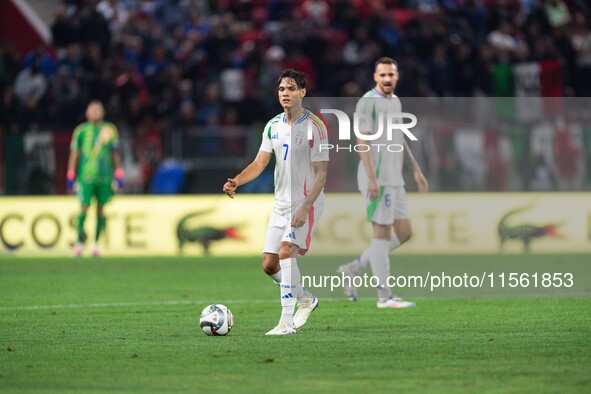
[{"left": 200, "top": 304, "right": 234, "bottom": 336}]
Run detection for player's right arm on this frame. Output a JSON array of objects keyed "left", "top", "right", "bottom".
[
  {"left": 356, "top": 99, "right": 379, "bottom": 200},
  {"left": 223, "top": 119, "right": 276, "bottom": 198},
  {"left": 67, "top": 150, "right": 79, "bottom": 175},
  {"left": 67, "top": 126, "right": 82, "bottom": 174},
  {"left": 66, "top": 126, "right": 82, "bottom": 193},
  {"left": 223, "top": 150, "right": 272, "bottom": 198},
  {"left": 357, "top": 137, "right": 379, "bottom": 200}
]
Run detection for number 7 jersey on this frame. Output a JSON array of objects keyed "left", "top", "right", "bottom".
[{"left": 259, "top": 109, "right": 329, "bottom": 209}]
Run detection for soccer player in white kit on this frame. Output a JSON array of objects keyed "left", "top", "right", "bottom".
[
  {"left": 337, "top": 57, "right": 428, "bottom": 308},
  {"left": 223, "top": 70, "right": 329, "bottom": 335}
]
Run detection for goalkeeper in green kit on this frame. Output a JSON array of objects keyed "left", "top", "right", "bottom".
[{"left": 67, "top": 101, "right": 124, "bottom": 257}]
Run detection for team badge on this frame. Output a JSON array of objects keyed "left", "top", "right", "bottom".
[
  {"left": 295, "top": 131, "right": 305, "bottom": 145},
  {"left": 100, "top": 126, "right": 114, "bottom": 143}
]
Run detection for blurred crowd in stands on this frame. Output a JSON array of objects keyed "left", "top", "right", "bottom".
[{"left": 1, "top": 0, "right": 591, "bottom": 194}]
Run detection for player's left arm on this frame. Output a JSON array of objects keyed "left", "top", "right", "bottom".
[
  {"left": 110, "top": 125, "right": 124, "bottom": 191},
  {"left": 111, "top": 149, "right": 123, "bottom": 171},
  {"left": 291, "top": 161, "right": 328, "bottom": 228},
  {"left": 403, "top": 139, "right": 428, "bottom": 193},
  {"left": 67, "top": 150, "right": 79, "bottom": 176},
  {"left": 292, "top": 117, "right": 329, "bottom": 227}
]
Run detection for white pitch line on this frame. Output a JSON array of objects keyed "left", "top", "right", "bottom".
[
  {"left": 0, "top": 297, "right": 348, "bottom": 312},
  {"left": 0, "top": 298, "right": 352, "bottom": 312},
  {"left": 0, "top": 299, "right": 274, "bottom": 311}
]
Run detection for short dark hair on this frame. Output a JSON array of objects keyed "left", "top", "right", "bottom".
[
  {"left": 374, "top": 57, "right": 398, "bottom": 70},
  {"left": 277, "top": 69, "right": 307, "bottom": 90}
]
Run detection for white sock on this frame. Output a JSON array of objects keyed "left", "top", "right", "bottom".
[
  {"left": 350, "top": 232, "right": 401, "bottom": 274},
  {"left": 347, "top": 256, "right": 365, "bottom": 276},
  {"left": 389, "top": 232, "right": 401, "bottom": 252},
  {"left": 279, "top": 258, "right": 301, "bottom": 325},
  {"left": 368, "top": 239, "right": 392, "bottom": 302},
  {"left": 268, "top": 270, "right": 281, "bottom": 285}
]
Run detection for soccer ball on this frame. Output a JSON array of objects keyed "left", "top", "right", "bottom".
[{"left": 199, "top": 304, "right": 234, "bottom": 336}]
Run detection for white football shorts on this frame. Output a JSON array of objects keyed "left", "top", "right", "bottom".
[
  {"left": 364, "top": 186, "right": 410, "bottom": 225},
  {"left": 263, "top": 196, "right": 324, "bottom": 256}
]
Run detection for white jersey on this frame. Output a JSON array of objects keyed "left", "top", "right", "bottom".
[
  {"left": 356, "top": 89, "right": 405, "bottom": 190},
  {"left": 260, "top": 109, "right": 329, "bottom": 209}
]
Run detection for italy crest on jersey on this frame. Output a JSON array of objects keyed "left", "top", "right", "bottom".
[
  {"left": 295, "top": 130, "right": 305, "bottom": 146},
  {"left": 99, "top": 125, "right": 115, "bottom": 144}
]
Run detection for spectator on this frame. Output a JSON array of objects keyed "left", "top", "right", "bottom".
[
  {"left": 487, "top": 22, "right": 527, "bottom": 63},
  {"left": 0, "top": 42, "right": 21, "bottom": 89},
  {"left": 428, "top": 44, "right": 453, "bottom": 96},
  {"left": 58, "top": 44, "right": 83, "bottom": 78},
  {"left": 14, "top": 63, "right": 47, "bottom": 104},
  {"left": 571, "top": 14, "right": 591, "bottom": 96},
  {"left": 196, "top": 83, "right": 222, "bottom": 125},
  {"left": 46, "top": 66, "right": 80, "bottom": 128},
  {"left": 453, "top": 43, "right": 477, "bottom": 96},
  {"left": 302, "top": 0, "right": 330, "bottom": 26},
  {"left": 23, "top": 45, "right": 57, "bottom": 77},
  {"left": 527, "top": 153, "right": 557, "bottom": 191},
  {"left": 97, "top": 0, "right": 129, "bottom": 33},
  {"left": 1, "top": 85, "right": 24, "bottom": 194},
  {"left": 51, "top": 5, "right": 77, "bottom": 52},
  {"left": 79, "top": 0, "right": 111, "bottom": 54},
  {"left": 133, "top": 113, "right": 162, "bottom": 192},
  {"left": 545, "top": 0, "right": 572, "bottom": 28},
  {"left": 553, "top": 118, "right": 581, "bottom": 190},
  {"left": 343, "top": 26, "right": 376, "bottom": 66}
]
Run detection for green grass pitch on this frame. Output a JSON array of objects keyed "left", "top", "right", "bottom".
[{"left": 1, "top": 256, "right": 590, "bottom": 393}]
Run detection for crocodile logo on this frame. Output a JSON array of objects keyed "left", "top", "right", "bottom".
[
  {"left": 498, "top": 204, "right": 563, "bottom": 253},
  {"left": 176, "top": 209, "right": 242, "bottom": 255}
]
